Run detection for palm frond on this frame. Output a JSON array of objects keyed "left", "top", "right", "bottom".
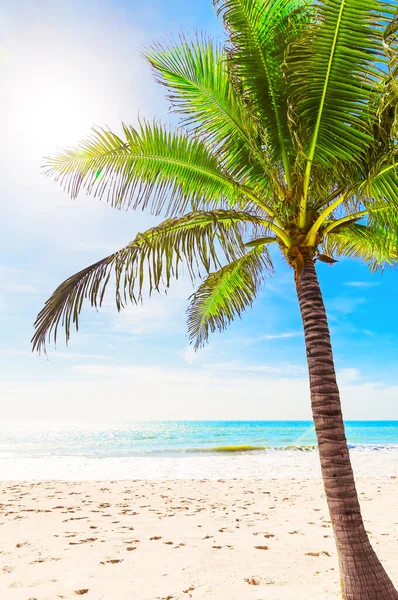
[
  {"left": 289, "top": 0, "right": 390, "bottom": 221},
  {"left": 44, "top": 121, "right": 247, "bottom": 217},
  {"left": 356, "top": 152, "right": 398, "bottom": 233},
  {"left": 32, "top": 210, "right": 265, "bottom": 351},
  {"left": 366, "top": 201, "right": 398, "bottom": 235},
  {"left": 187, "top": 245, "right": 273, "bottom": 348},
  {"left": 374, "top": 13, "right": 398, "bottom": 146},
  {"left": 245, "top": 236, "right": 277, "bottom": 247},
  {"left": 215, "top": 0, "right": 308, "bottom": 185},
  {"left": 365, "top": 154, "right": 398, "bottom": 205},
  {"left": 324, "top": 222, "right": 398, "bottom": 271},
  {"left": 144, "top": 35, "right": 268, "bottom": 186}
]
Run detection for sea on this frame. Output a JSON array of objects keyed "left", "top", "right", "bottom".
[{"left": 0, "top": 421, "right": 397, "bottom": 480}]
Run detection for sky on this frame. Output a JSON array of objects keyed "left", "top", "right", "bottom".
[{"left": 0, "top": 0, "right": 398, "bottom": 422}]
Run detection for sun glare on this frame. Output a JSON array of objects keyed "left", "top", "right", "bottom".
[
  {"left": 6, "top": 59, "right": 96, "bottom": 161},
  {"left": 23, "top": 77, "right": 92, "bottom": 156}
]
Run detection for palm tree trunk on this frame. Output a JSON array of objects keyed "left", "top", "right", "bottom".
[{"left": 295, "top": 255, "right": 398, "bottom": 600}]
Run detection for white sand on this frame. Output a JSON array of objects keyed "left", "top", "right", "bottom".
[
  {"left": 1, "top": 447, "right": 397, "bottom": 480},
  {"left": 0, "top": 478, "right": 397, "bottom": 599}
]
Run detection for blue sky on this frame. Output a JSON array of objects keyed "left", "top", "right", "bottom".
[{"left": 1, "top": 0, "right": 398, "bottom": 421}]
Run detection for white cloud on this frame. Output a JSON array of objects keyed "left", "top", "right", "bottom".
[
  {"left": 110, "top": 301, "right": 174, "bottom": 335},
  {"left": 0, "top": 349, "right": 111, "bottom": 360},
  {"left": 0, "top": 365, "right": 311, "bottom": 421},
  {"left": 103, "top": 278, "right": 195, "bottom": 336},
  {"left": 71, "top": 240, "right": 126, "bottom": 256},
  {"left": 326, "top": 296, "right": 367, "bottom": 315},
  {"left": 337, "top": 368, "right": 361, "bottom": 384},
  {"left": 0, "top": 282, "right": 37, "bottom": 293},
  {"left": 259, "top": 331, "right": 302, "bottom": 340},
  {"left": 181, "top": 345, "right": 197, "bottom": 364},
  {"left": 0, "top": 266, "right": 42, "bottom": 295},
  {"left": 344, "top": 281, "right": 379, "bottom": 288},
  {"left": 1, "top": 363, "right": 397, "bottom": 421},
  {"left": 237, "top": 331, "right": 302, "bottom": 345},
  {"left": 204, "top": 361, "right": 306, "bottom": 377}
]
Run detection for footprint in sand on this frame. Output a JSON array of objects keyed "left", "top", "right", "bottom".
[
  {"left": 100, "top": 559, "right": 123, "bottom": 564},
  {"left": 2, "top": 565, "right": 14, "bottom": 573},
  {"left": 69, "top": 538, "right": 97, "bottom": 545},
  {"left": 245, "top": 577, "right": 260, "bottom": 586},
  {"left": 8, "top": 581, "right": 24, "bottom": 588}
]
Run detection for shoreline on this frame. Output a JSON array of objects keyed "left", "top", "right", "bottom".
[
  {"left": 1, "top": 478, "right": 397, "bottom": 599},
  {"left": 1, "top": 446, "right": 398, "bottom": 480}
]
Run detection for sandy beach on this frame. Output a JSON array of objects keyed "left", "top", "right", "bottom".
[{"left": 0, "top": 478, "right": 397, "bottom": 600}]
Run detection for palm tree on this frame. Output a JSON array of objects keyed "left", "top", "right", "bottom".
[{"left": 32, "top": 0, "right": 398, "bottom": 597}]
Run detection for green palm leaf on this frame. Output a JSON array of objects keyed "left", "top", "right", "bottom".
[
  {"left": 367, "top": 203, "right": 398, "bottom": 233},
  {"left": 365, "top": 157, "right": 398, "bottom": 206},
  {"left": 214, "top": 0, "right": 307, "bottom": 186},
  {"left": 32, "top": 210, "right": 265, "bottom": 351},
  {"left": 144, "top": 35, "right": 267, "bottom": 185},
  {"left": 374, "top": 14, "right": 398, "bottom": 147},
  {"left": 289, "top": 0, "right": 389, "bottom": 223},
  {"left": 187, "top": 245, "right": 273, "bottom": 348},
  {"left": 44, "top": 121, "right": 247, "bottom": 216},
  {"left": 324, "top": 222, "right": 398, "bottom": 270}
]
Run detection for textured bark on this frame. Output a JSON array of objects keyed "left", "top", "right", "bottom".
[{"left": 295, "top": 256, "right": 398, "bottom": 600}]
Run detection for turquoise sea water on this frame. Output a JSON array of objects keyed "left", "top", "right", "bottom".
[{"left": 1, "top": 421, "right": 397, "bottom": 459}]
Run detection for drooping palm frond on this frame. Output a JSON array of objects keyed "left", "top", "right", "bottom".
[
  {"left": 366, "top": 201, "right": 398, "bottom": 234},
  {"left": 289, "top": 0, "right": 390, "bottom": 224},
  {"left": 32, "top": 210, "right": 265, "bottom": 351},
  {"left": 214, "top": 0, "right": 308, "bottom": 186},
  {"left": 44, "top": 121, "right": 251, "bottom": 217},
  {"left": 187, "top": 245, "right": 272, "bottom": 348},
  {"left": 324, "top": 222, "right": 398, "bottom": 271},
  {"left": 364, "top": 153, "right": 398, "bottom": 207},
  {"left": 144, "top": 35, "right": 268, "bottom": 186}
]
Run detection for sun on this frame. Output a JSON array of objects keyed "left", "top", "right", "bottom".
[
  {"left": 25, "top": 77, "right": 93, "bottom": 157},
  {"left": 7, "top": 62, "right": 96, "bottom": 161}
]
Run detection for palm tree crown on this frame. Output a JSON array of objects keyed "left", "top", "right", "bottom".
[
  {"left": 33, "top": 0, "right": 398, "bottom": 352},
  {"left": 33, "top": 3, "right": 398, "bottom": 597}
]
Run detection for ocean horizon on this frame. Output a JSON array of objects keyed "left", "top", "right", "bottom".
[{"left": 1, "top": 420, "right": 397, "bottom": 480}]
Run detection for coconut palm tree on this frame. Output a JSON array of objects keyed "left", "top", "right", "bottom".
[{"left": 33, "top": 0, "right": 398, "bottom": 597}]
